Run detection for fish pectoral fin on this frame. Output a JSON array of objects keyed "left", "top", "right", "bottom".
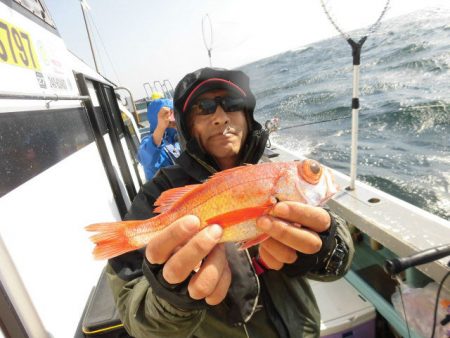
[
  {"left": 237, "top": 233, "right": 270, "bottom": 250},
  {"left": 154, "top": 184, "right": 201, "bottom": 213},
  {"left": 205, "top": 201, "right": 274, "bottom": 228}
]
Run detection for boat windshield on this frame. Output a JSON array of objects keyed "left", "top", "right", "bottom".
[{"left": 13, "top": 0, "right": 55, "bottom": 27}]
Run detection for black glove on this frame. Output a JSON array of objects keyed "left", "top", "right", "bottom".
[
  {"left": 281, "top": 209, "right": 339, "bottom": 277},
  {"left": 142, "top": 257, "right": 209, "bottom": 310}
]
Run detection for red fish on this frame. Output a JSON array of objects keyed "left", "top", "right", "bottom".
[{"left": 86, "top": 159, "right": 337, "bottom": 259}]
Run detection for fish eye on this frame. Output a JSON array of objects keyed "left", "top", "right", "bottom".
[{"left": 300, "top": 159, "right": 323, "bottom": 184}]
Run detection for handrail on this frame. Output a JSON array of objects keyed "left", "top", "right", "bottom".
[
  {"left": 163, "top": 79, "right": 174, "bottom": 98},
  {"left": 163, "top": 79, "right": 174, "bottom": 92},
  {"left": 0, "top": 91, "right": 90, "bottom": 101},
  {"left": 161, "top": 83, "right": 172, "bottom": 99},
  {"left": 153, "top": 80, "right": 165, "bottom": 97},
  {"left": 114, "top": 86, "right": 139, "bottom": 121},
  {"left": 143, "top": 82, "right": 153, "bottom": 99}
]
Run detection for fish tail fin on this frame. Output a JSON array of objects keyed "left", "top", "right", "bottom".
[{"left": 85, "top": 220, "right": 144, "bottom": 260}]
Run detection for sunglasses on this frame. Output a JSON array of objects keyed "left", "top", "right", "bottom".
[{"left": 190, "top": 96, "right": 246, "bottom": 116}]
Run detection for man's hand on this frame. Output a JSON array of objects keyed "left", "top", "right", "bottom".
[
  {"left": 157, "top": 106, "right": 173, "bottom": 130},
  {"left": 152, "top": 107, "right": 174, "bottom": 146},
  {"left": 145, "top": 215, "right": 231, "bottom": 305},
  {"left": 256, "top": 202, "right": 331, "bottom": 270}
]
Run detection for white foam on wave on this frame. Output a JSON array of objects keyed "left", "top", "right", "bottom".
[{"left": 269, "top": 133, "right": 312, "bottom": 159}]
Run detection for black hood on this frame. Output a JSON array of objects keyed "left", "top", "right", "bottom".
[{"left": 173, "top": 67, "right": 268, "bottom": 172}]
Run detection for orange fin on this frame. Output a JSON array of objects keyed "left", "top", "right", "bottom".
[
  {"left": 85, "top": 220, "right": 144, "bottom": 260},
  {"left": 237, "top": 233, "right": 270, "bottom": 250},
  {"left": 205, "top": 201, "right": 274, "bottom": 228},
  {"left": 207, "top": 164, "right": 252, "bottom": 182},
  {"left": 154, "top": 184, "right": 201, "bottom": 213}
]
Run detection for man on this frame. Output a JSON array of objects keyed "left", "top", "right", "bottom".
[
  {"left": 138, "top": 98, "right": 180, "bottom": 180},
  {"left": 107, "top": 67, "right": 354, "bottom": 338}
]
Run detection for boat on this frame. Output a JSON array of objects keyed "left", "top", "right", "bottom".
[{"left": 0, "top": 1, "right": 448, "bottom": 337}]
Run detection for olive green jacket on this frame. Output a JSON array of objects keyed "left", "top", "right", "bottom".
[
  {"left": 107, "top": 125, "right": 353, "bottom": 338},
  {"left": 106, "top": 163, "right": 354, "bottom": 338},
  {"left": 107, "top": 214, "right": 353, "bottom": 338}
]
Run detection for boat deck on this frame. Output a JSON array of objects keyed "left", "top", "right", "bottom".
[{"left": 262, "top": 143, "right": 450, "bottom": 338}]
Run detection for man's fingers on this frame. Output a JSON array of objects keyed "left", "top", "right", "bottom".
[
  {"left": 205, "top": 264, "right": 231, "bottom": 305},
  {"left": 146, "top": 215, "right": 200, "bottom": 264},
  {"left": 260, "top": 238, "right": 297, "bottom": 264},
  {"left": 188, "top": 244, "right": 229, "bottom": 301},
  {"left": 271, "top": 202, "right": 331, "bottom": 233},
  {"left": 162, "top": 224, "right": 223, "bottom": 284},
  {"left": 256, "top": 216, "right": 322, "bottom": 254},
  {"left": 259, "top": 245, "right": 283, "bottom": 270},
  {"left": 159, "top": 107, "right": 171, "bottom": 119}
]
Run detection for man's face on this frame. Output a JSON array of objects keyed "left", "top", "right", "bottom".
[{"left": 189, "top": 89, "right": 248, "bottom": 169}]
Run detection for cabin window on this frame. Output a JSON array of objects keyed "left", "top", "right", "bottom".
[
  {"left": 0, "top": 107, "right": 94, "bottom": 197},
  {"left": 12, "top": 0, "right": 56, "bottom": 28}
]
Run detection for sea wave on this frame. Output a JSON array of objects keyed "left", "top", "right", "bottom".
[
  {"left": 244, "top": 9, "right": 450, "bottom": 220},
  {"left": 389, "top": 59, "right": 449, "bottom": 73}
]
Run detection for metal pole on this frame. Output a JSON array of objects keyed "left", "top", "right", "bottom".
[
  {"left": 154, "top": 81, "right": 165, "bottom": 97},
  {"left": 143, "top": 82, "right": 151, "bottom": 99},
  {"left": 80, "top": 0, "right": 100, "bottom": 73},
  {"left": 349, "top": 64, "right": 360, "bottom": 190},
  {"left": 320, "top": 0, "right": 389, "bottom": 191},
  {"left": 0, "top": 92, "right": 89, "bottom": 101},
  {"left": 347, "top": 37, "right": 366, "bottom": 190}
]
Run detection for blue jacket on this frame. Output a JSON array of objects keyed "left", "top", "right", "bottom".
[{"left": 138, "top": 99, "right": 180, "bottom": 180}]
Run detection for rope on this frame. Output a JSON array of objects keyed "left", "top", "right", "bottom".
[
  {"left": 395, "top": 276, "right": 412, "bottom": 338},
  {"left": 320, "top": 0, "right": 391, "bottom": 40},
  {"left": 88, "top": 10, "right": 121, "bottom": 83},
  {"left": 430, "top": 271, "right": 450, "bottom": 338},
  {"left": 320, "top": 0, "right": 350, "bottom": 40},
  {"left": 367, "top": 0, "right": 391, "bottom": 36}
]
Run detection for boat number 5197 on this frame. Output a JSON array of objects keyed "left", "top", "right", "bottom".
[{"left": 0, "top": 18, "right": 40, "bottom": 71}]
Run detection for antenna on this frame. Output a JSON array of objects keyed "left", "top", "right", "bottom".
[
  {"left": 80, "top": 0, "right": 100, "bottom": 73},
  {"left": 202, "top": 14, "right": 214, "bottom": 67}
]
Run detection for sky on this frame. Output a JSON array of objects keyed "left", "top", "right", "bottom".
[{"left": 45, "top": 0, "right": 450, "bottom": 99}]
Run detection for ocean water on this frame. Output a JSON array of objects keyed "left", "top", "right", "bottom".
[{"left": 239, "top": 9, "right": 450, "bottom": 220}]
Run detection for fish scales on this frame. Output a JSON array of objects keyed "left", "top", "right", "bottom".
[{"left": 86, "top": 160, "right": 337, "bottom": 259}]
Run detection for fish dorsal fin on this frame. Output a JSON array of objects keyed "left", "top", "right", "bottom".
[
  {"left": 205, "top": 200, "right": 274, "bottom": 228},
  {"left": 154, "top": 184, "right": 201, "bottom": 213},
  {"left": 207, "top": 164, "right": 253, "bottom": 182}
]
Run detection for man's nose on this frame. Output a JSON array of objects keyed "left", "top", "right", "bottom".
[{"left": 212, "top": 105, "right": 229, "bottom": 125}]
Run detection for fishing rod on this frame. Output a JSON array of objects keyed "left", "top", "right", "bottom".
[
  {"left": 384, "top": 245, "right": 450, "bottom": 338},
  {"left": 267, "top": 100, "right": 449, "bottom": 133},
  {"left": 277, "top": 114, "right": 352, "bottom": 131},
  {"left": 320, "top": 0, "right": 390, "bottom": 190}
]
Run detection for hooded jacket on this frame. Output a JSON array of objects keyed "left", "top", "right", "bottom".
[
  {"left": 106, "top": 68, "right": 354, "bottom": 338},
  {"left": 137, "top": 98, "right": 180, "bottom": 180}
]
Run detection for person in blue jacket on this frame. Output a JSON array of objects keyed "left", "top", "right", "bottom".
[{"left": 138, "top": 98, "right": 180, "bottom": 180}]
